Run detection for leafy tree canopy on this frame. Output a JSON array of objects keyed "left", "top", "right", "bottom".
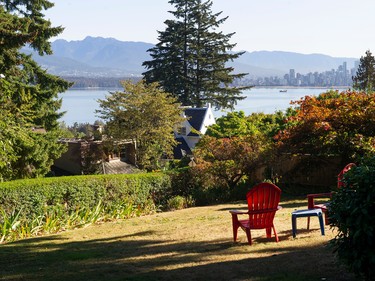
[
  {"left": 191, "top": 110, "right": 290, "bottom": 189},
  {"left": 206, "top": 110, "right": 291, "bottom": 139},
  {"left": 275, "top": 90, "right": 375, "bottom": 163},
  {"left": 193, "top": 134, "right": 271, "bottom": 189},
  {"left": 97, "top": 80, "right": 185, "bottom": 171},
  {"left": 143, "top": 0, "right": 250, "bottom": 110}
]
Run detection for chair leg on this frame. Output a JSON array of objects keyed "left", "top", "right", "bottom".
[
  {"left": 231, "top": 214, "right": 240, "bottom": 242},
  {"left": 245, "top": 228, "right": 252, "bottom": 245},
  {"left": 273, "top": 226, "right": 279, "bottom": 242},
  {"left": 266, "top": 227, "right": 272, "bottom": 238}
]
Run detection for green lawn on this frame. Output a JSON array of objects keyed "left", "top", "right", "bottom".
[{"left": 0, "top": 197, "right": 356, "bottom": 281}]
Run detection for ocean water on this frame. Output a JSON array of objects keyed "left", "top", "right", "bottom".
[{"left": 58, "top": 87, "right": 336, "bottom": 125}]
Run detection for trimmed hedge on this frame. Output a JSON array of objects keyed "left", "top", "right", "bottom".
[{"left": 0, "top": 173, "right": 171, "bottom": 220}]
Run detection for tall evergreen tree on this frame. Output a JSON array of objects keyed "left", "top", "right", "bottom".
[
  {"left": 352, "top": 50, "right": 375, "bottom": 93},
  {"left": 0, "top": 0, "right": 71, "bottom": 180},
  {"left": 142, "top": 0, "right": 250, "bottom": 110}
]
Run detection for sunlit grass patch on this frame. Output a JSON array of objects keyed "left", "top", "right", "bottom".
[{"left": 0, "top": 196, "right": 356, "bottom": 281}]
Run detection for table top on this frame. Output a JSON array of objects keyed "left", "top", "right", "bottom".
[{"left": 292, "top": 209, "right": 323, "bottom": 215}]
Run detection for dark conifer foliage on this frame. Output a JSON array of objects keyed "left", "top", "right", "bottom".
[
  {"left": 352, "top": 50, "right": 375, "bottom": 93},
  {"left": 0, "top": 0, "right": 71, "bottom": 180},
  {"left": 142, "top": 0, "right": 250, "bottom": 110},
  {"left": 0, "top": 0, "right": 71, "bottom": 129}
]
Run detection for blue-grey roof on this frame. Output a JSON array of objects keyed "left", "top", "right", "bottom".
[
  {"left": 185, "top": 108, "right": 207, "bottom": 136},
  {"left": 173, "top": 137, "right": 192, "bottom": 159}
]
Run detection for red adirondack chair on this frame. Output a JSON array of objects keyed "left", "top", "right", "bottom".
[
  {"left": 229, "top": 182, "right": 282, "bottom": 245},
  {"left": 307, "top": 163, "right": 356, "bottom": 227}
]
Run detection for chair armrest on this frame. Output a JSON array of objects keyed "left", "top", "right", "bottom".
[
  {"left": 229, "top": 210, "right": 248, "bottom": 215},
  {"left": 307, "top": 193, "right": 332, "bottom": 209},
  {"left": 307, "top": 193, "right": 332, "bottom": 198},
  {"left": 230, "top": 205, "right": 282, "bottom": 215}
]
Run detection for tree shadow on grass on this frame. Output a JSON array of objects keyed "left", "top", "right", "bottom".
[
  {"left": 218, "top": 196, "right": 309, "bottom": 212},
  {"left": 0, "top": 229, "right": 356, "bottom": 281}
]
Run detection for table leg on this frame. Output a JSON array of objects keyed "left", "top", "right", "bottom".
[
  {"left": 292, "top": 215, "right": 297, "bottom": 238},
  {"left": 318, "top": 213, "right": 325, "bottom": 236}
]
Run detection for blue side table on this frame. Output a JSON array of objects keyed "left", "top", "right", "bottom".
[{"left": 292, "top": 209, "right": 325, "bottom": 238}]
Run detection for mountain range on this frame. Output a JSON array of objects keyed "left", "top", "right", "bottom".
[{"left": 24, "top": 36, "right": 358, "bottom": 78}]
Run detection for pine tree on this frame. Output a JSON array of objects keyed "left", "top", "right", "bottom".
[
  {"left": 142, "top": 0, "right": 250, "bottom": 110},
  {"left": 352, "top": 50, "right": 375, "bottom": 93},
  {"left": 0, "top": 1, "right": 71, "bottom": 180}
]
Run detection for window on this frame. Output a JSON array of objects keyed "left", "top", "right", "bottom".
[{"left": 180, "top": 127, "right": 187, "bottom": 135}]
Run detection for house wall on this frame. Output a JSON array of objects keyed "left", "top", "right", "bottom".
[
  {"left": 53, "top": 141, "right": 84, "bottom": 174},
  {"left": 122, "top": 142, "right": 136, "bottom": 165},
  {"left": 53, "top": 140, "right": 137, "bottom": 175},
  {"left": 176, "top": 105, "right": 216, "bottom": 152},
  {"left": 185, "top": 136, "right": 200, "bottom": 151},
  {"left": 200, "top": 107, "right": 216, "bottom": 134}
]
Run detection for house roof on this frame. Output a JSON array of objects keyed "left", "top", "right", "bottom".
[
  {"left": 103, "top": 160, "right": 139, "bottom": 174},
  {"left": 173, "top": 137, "right": 193, "bottom": 159},
  {"left": 185, "top": 108, "right": 208, "bottom": 136}
]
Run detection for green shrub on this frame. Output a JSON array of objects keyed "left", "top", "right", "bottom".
[
  {"left": 329, "top": 157, "right": 375, "bottom": 281},
  {"left": 168, "top": 167, "right": 253, "bottom": 205},
  {"left": 167, "top": 196, "right": 186, "bottom": 211},
  {"left": 0, "top": 173, "right": 171, "bottom": 242}
]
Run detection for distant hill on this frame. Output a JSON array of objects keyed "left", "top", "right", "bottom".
[{"left": 24, "top": 36, "right": 358, "bottom": 78}]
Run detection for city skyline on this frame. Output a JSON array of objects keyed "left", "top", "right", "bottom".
[
  {"left": 45, "top": 0, "right": 375, "bottom": 59},
  {"left": 249, "top": 61, "right": 357, "bottom": 87}
]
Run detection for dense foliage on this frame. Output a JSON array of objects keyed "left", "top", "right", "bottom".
[
  {"left": 167, "top": 111, "right": 286, "bottom": 205},
  {"left": 206, "top": 110, "right": 290, "bottom": 139},
  {"left": 191, "top": 111, "right": 288, "bottom": 189},
  {"left": 97, "top": 80, "right": 185, "bottom": 171},
  {"left": 60, "top": 120, "right": 105, "bottom": 139},
  {"left": 193, "top": 134, "right": 271, "bottom": 189},
  {"left": 352, "top": 50, "right": 375, "bottom": 92},
  {"left": 275, "top": 90, "right": 375, "bottom": 163},
  {"left": 142, "top": 0, "right": 250, "bottom": 110},
  {"left": 0, "top": 173, "right": 171, "bottom": 242},
  {"left": 329, "top": 158, "right": 375, "bottom": 280},
  {"left": 0, "top": 0, "right": 71, "bottom": 181}
]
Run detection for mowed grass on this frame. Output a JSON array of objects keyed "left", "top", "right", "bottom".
[{"left": 0, "top": 196, "right": 356, "bottom": 281}]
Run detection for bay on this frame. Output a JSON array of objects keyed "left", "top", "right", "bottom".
[{"left": 58, "top": 87, "right": 335, "bottom": 125}]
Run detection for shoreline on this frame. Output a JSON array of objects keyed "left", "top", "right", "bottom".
[
  {"left": 253, "top": 85, "right": 351, "bottom": 90},
  {"left": 67, "top": 85, "right": 351, "bottom": 91}
]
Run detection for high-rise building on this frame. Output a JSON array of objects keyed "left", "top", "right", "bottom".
[
  {"left": 289, "top": 69, "right": 295, "bottom": 79},
  {"left": 343, "top": 62, "right": 347, "bottom": 84},
  {"left": 289, "top": 69, "right": 295, "bottom": 85}
]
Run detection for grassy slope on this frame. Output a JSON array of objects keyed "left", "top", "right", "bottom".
[{"left": 0, "top": 197, "right": 356, "bottom": 281}]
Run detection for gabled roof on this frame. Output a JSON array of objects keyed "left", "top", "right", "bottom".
[
  {"left": 173, "top": 137, "right": 193, "bottom": 159},
  {"left": 184, "top": 108, "right": 208, "bottom": 136}
]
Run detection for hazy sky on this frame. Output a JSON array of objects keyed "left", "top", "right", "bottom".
[{"left": 45, "top": 0, "right": 375, "bottom": 58}]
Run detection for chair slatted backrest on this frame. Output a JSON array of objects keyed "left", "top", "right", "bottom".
[
  {"left": 337, "top": 163, "right": 356, "bottom": 189},
  {"left": 246, "top": 182, "right": 281, "bottom": 229}
]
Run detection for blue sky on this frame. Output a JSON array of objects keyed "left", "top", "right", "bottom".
[{"left": 45, "top": 0, "right": 375, "bottom": 58}]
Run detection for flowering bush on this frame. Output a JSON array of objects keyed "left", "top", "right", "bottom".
[{"left": 276, "top": 90, "right": 375, "bottom": 162}]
